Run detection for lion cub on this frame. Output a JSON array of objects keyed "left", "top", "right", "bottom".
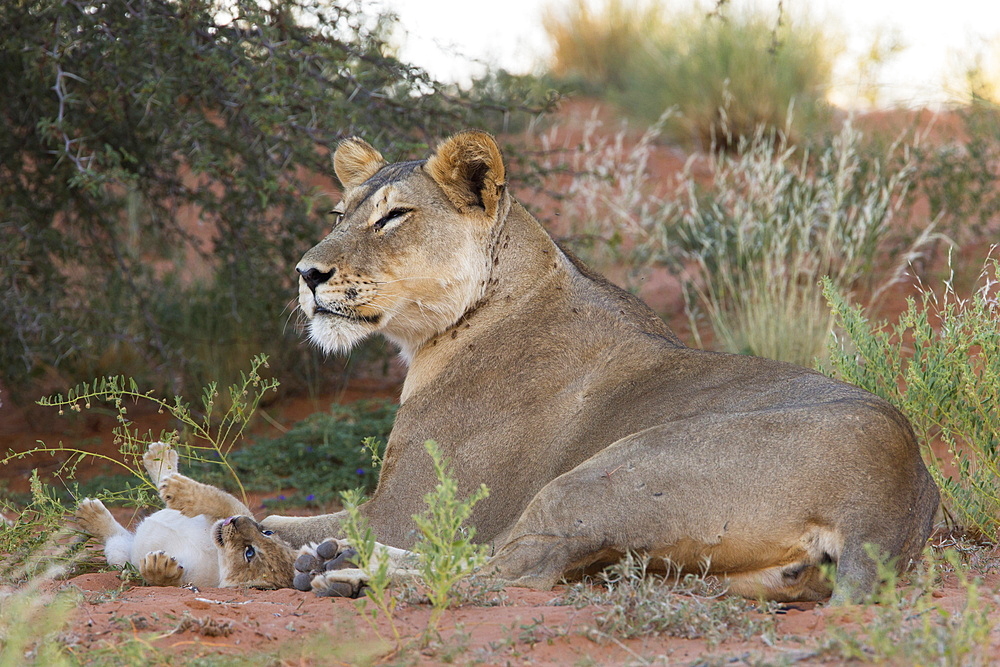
[{"left": 76, "top": 442, "right": 298, "bottom": 589}]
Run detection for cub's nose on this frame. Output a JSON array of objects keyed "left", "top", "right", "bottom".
[{"left": 296, "top": 265, "right": 334, "bottom": 291}]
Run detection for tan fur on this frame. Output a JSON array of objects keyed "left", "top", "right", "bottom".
[
  {"left": 76, "top": 443, "right": 297, "bottom": 589},
  {"left": 272, "top": 131, "right": 940, "bottom": 602},
  {"left": 333, "top": 137, "right": 387, "bottom": 189},
  {"left": 214, "top": 515, "right": 296, "bottom": 588},
  {"left": 426, "top": 130, "right": 506, "bottom": 218}
]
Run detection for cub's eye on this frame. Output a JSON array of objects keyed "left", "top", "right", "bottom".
[
  {"left": 244, "top": 545, "right": 256, "bottom": 562},
  {"left": 261, "top": 529, "right": 274, "bottom": 536},
  {"left": 373, "top": 207, "right": 412, "bottom": 232}
]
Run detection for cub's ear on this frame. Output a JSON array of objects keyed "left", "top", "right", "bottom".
[
  {"left": 333, "top": 137, "right": 387, "bottom": 190},
  {"left": 426, "top": 130, "right": 506, "bottom": 219}
]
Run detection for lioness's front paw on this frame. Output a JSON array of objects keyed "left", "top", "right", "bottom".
[
  {"left": 143, "top": 442, "right": 179, "bottom": 485},
  {"left": 292, "top": 538, "right": 361, "bottom": 595},
  {"left": 139, "top": 550, "right": 185, "bottom": 586},
  {"left": 75, "top": 498, "right": 118, "bottom": 539},
  {"left": 310, "top": 569, "right": 367, "bottom": 598},
  {"left": 158, "top": 474, "right": 201, "bottom": 516}
]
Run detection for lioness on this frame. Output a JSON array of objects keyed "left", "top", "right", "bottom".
[{"left": 263, "top": 131, "right": 939, "bottom": 602}]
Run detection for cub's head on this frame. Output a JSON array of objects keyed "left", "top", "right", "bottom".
[
  {"left": 296, "top": 130, "right": 509, "bottom": 362},
  {"left": 214, "top": 515, "right": 296, "bottom": 589}
]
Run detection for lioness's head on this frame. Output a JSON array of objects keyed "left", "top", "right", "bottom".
[
  {"left": 214, "top": 515, "right": 296, "bottom": 588},
  {"left": 296, "top": 131, "right": 509, "bottom": 362}
]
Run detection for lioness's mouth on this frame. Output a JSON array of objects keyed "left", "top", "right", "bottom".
[{"left": 314, "top": 305, "right": 381, "bottom": 325}]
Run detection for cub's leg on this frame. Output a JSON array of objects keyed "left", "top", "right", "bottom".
[
  {"left": 75, "top": 498, "right": 133, "bottom": 567},
  {"left": 139, "top": 550, "right": 186, "bottom": 586},
  {"left": 158, "top": 473, "right": 253, "bottom": 520},
  {"left": 142, "top": 441, "right": 252, "bottom": 519},
  {"left": 142, "top": 441, "right": 179, "bottom": 486}
]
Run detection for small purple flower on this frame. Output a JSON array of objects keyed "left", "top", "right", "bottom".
[
  {"left": 278, "top": 494, "right": 286, "bottom": 501},
  {"left": 306, "top": 494, "right": 315, "bottom": 502},
  {"left": 356, "top": 468, "right": 365, "bottom": 475}
]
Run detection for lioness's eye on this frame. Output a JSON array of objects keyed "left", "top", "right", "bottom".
[
  {"left": 328, "top": 209, "right": 344, "bottom": 228},
  {"left": 245, "top": 545, "right": 256, "bottom": 562},
  {"left": 373, "top": 207, "right": 412, "bottom": 232}
]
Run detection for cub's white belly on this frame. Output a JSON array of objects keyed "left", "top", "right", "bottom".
[{"left": 132, "top": 509, "right": 220, "bottom": 588}]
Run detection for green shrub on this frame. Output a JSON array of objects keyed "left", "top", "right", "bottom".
[
  {"left": 548, "top": 115, "right": 934, "bottom": 365},
  {"left": 411, "top": 440, "right": 490, "bottom": 634},
  {"left": 0, "top": 0, "right": 546, "bottom": 400},
  {"left": 227, "top": 399, "right": 397, "bottom": 505},
  {"left": 562, "top": 553, "right": 776, "bottom": 648},
  {"left": 1, "top": 477, "right": 83, "bottom": 663},
  {"left": 542, "top": 0, "right": 837, "bottom": 145},
  {"left": 543, "top": 0, "right": 664, "bottom": 94},
  {"left": 825, "top": 253, "right": 1000, "bottom": 538},
  {"left": 339, "top": 440, "right": 490, "bottom": 647},
  {"left": 1, "top": 354, "right": 279, "bottom": 577},
  {"left": 0, "top": 568, "right": 78, "bottom": 666},
  {"left": 908, "top": 104, "right": 1000, "bottom": 246},
  {"left": 674, "top": 120, "right": 937, "bottom": 365},
  {"left": 1, "top": 473, "right": 90, "bottom": 581},
  {"left": 823, "top": 548, "right": 993, "bottom": 664},
  {"left": 340, "top": 487, "right": 403, "bottom": 652}
]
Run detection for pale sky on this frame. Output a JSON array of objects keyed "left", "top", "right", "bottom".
[{"left": 373, "top": 0, "right": 1000, "bottom": 108}]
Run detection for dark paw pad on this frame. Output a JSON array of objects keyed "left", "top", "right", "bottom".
[
  {"left": 316, "top": 539, "right": 339, "bottom": 560},
  {"left": 293, "top": 571, "right": 314, "bottom": 592},
  {"left": 293, "top": 540, "right": 360, "bottom": 594},
  {"left": 314, "top": 581, "right": 357, "bottom": 598},
  {"left": 324, "top": 548, "right": 358, "bottom": 571}
]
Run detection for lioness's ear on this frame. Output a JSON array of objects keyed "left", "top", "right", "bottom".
[
  {"left": 333, "top": 137, "right": 387, "bottom": 190},
  {"left": 426, "top": 130, "right": 506, "bottom": 219}
]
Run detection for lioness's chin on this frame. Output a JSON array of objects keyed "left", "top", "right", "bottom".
[{"left": 307, "top": 315, "right": 375, "bottom": 354}]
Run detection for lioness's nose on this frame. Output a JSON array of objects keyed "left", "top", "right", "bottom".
[{"left": 297, "top": 265, "right": 334, "bottom": 291}]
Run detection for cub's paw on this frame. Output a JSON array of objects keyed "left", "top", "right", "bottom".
[
  {"left": 158, "top": 474, "right": 202, "bottom": 516},
  {"left": 292, "top": 539, "right": 361, "bottom": 596},
  {"left": 139, "top": 550, "right": 185, "bottom": 586},
  {"left": 143, "top": 441, "right": 179, "bottom": 485},
  {"left": 75, "top": 498, "right": 118, "bottom": 539}
]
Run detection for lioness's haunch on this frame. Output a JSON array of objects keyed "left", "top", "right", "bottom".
[{"left": 266, "top": 130, "right": 939, "bottom": 602}]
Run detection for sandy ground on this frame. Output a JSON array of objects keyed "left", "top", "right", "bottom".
[{"left": 23, "top": 556, "right": 998, "bottom": 665}]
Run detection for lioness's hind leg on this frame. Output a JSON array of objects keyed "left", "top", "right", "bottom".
[
  {"left": 142, "top": 442, "right": 179, "bottom": 486},
  {"left": 488, "top": 471, "right": 630, "bottom": 589},
  {"left": 828, "top": 541, "right": 883, "bottom": 605},
  {"left": 725, "top": 559, "right": 834, "bottom": 602},
  {"left": 139, "top": 550, "right": 186, "bottom": 586}
]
